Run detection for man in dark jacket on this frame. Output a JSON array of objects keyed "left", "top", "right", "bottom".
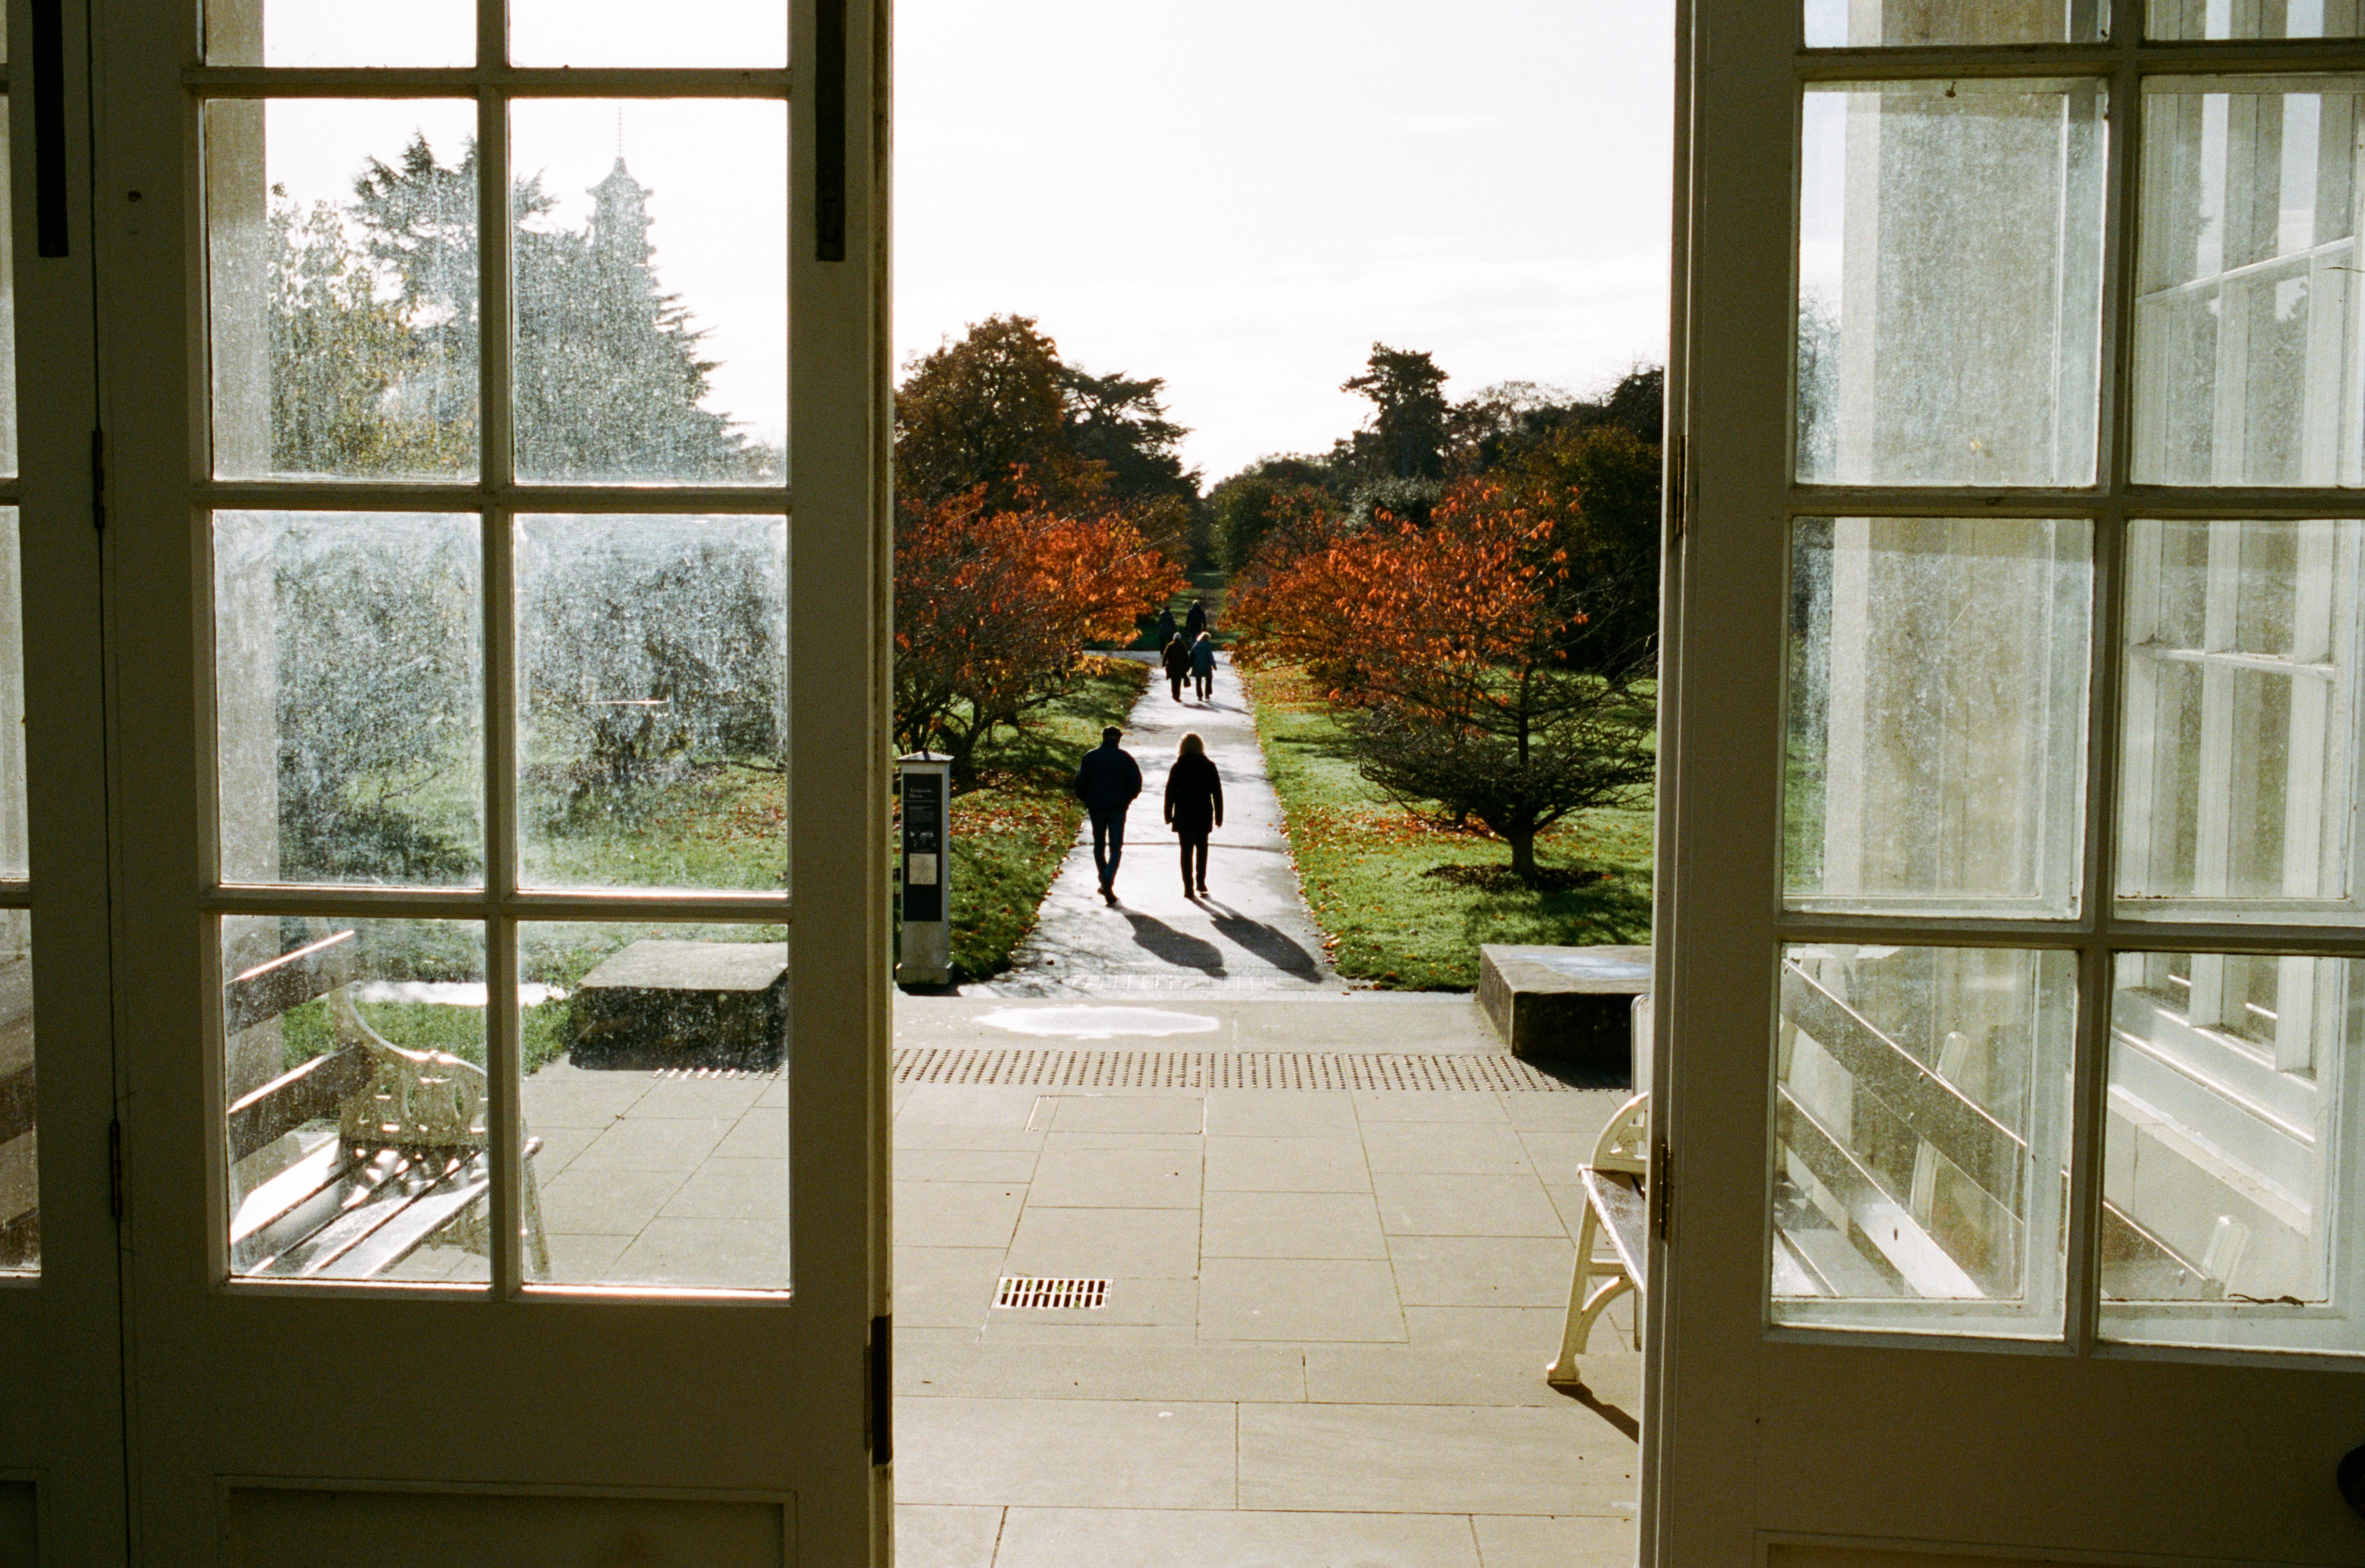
[{"left": 1072, "top": 725, "right": 1143, "bottom": 905}]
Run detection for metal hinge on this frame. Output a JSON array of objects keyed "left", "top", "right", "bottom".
[
  {"left": 90, "top": 427, "right": 105, "bottom": 533},
  {"left": 1665, "top": 429, "right": 1686, "bottom": 543},
  {"left": 1651, "top": 1140, "right": 1672, "bottom": 1242},
  {"left": 107, "top": 1118, "right": 122, "bottom": 1219},
  {"left": 866, "top": 1313, "right": 892, "bottom": 1465}
]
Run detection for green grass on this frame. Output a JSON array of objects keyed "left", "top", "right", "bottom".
[
  {"left": 911, "top": 655, "right": 1150, "bottom": 983},
  {"left": 520, "top": 762, "right": 787, "bottom": 890},
  {"left": 1241, "top": 663, "right": 1655, "bottom": 990}
]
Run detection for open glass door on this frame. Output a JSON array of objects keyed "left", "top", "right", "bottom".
[
  {"left": 0, "top": 0, "right": 128, "bottom": 1556},
  {"left": 94, "top": 0, "right": 891, "bottom": 1556},
  {"left": 1653, "top": 1, "right": 2365, "bottom": 1561}
]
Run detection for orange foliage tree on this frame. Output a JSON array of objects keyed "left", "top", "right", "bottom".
[
  {"left": 1229, "top": 475, "right": 1654, "bottom": 884},
  {"left": 895, "top": 482, "right": 1182, "bottom": 787}
]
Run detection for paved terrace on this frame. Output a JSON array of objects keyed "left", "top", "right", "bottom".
[{"left": 890, "top": 995, "right": 1640, "bottom": 1568}]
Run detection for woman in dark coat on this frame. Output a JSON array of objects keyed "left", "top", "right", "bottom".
[
  {"left": 1161, "top": 634, "right": 1192, "bottom": 700},
  {"left": 1164, "top": 731, "right": 1223, "bottom": 896}
]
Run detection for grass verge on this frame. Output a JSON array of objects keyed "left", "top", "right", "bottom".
[
  {"left": 1241, "top": 663, "right": 1654, "bottom": 990},
  {"left": 928, "top": 655, "right": 1149, "bottom": 982}
]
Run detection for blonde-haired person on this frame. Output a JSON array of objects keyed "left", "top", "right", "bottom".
[
  {"left": 1189, "top": 630, "right": 1216, "bottom": 702},
  {"left": 1163, "top": 732, "right": 1224, "bottom": 897}
]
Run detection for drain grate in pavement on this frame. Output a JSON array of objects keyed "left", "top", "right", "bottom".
[
  {"left": 996, "top": 1276, "right": 1108, "bottom": 1310},
  {"left": 893, "top": 1048, "right": 1575, "bottom": 1091},
  {"left": 648, "top": 1066, "right": 781, "bottom": 1081}
]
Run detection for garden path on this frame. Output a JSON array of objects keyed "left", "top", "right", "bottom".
[{"left": 974, "top": 651, "right": 1343, "bottom": 996}]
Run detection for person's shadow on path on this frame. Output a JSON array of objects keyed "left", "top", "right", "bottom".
[
  {"left": 1200, "top": 899, "right": 1326, "bottom": 981},
  {"left": 1120, "top": 911, "right": 1228, "bottom": 976}
]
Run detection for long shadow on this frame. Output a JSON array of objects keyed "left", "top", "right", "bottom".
[
  {"left": 1550, "top": 1380, "right": 1642, "bottom": 1442},
  {"left": 1118, "top": 910, "right": 1229, "bottom": 976},
  {"left": 1200, "top": 901, "right": 1325, "bottom": 981}
]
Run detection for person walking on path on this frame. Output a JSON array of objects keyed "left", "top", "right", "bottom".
[
  {"left": 1189, "top": 630, "right": 1216, "bottom": 702},
  {"left": 1185, "top": 598, "right": 1208, "bottom": 642},
  {"left": 1163, "top": 731, "right": 1223, "bottom": 897},
  {"left": 1073, "top": 725, "right": 1143, "bottom": 905},
  {"left": 1155, "top": 606, "right": 1177, "bottom": 651},
  {"left": 1161, "top": 633, "right": 1192, "bottom": 702}
]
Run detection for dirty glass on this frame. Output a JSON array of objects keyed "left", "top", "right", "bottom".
[
  {"left": 2134, "top": 81, "right": 2365, "bottom": 486},
  {"left": 1785, "top": 518, "right": 2091, "bottom": 916},
  {"left": 206, "top": 0, "right": 471, "bottom": 66},
  {"left": 0, "top": 513, "right": 25, "bottom": 880},
  {"left": 0, "top": 914, "right": 32, "bottom": 1276},
  {"left": 515, "top": 515, "right": 786, "bottom": 892},
  {"left": 1772, "top": 944, "right": 2076, "bottom": 1338},
  {"left": 509, "top": 101, "right": 787, "bottom": 484},
  {"left": 517, "top": 922, "right": 789, "bottom": 1292},
  {"left": 509, "top": 0, "right": 787, "bottom": 69},
  {"left": 213, "top": 512, "right": 484, "bottom": 887},
  {"left": 2117, "top": 520, "right": 2360, "bottom": 921},
  {"left": 206, "top": 100, "right": 478, "bottom": 481},
  {"left": 222, "top": 916, "right": 490, "bottom": 1285},
  {"left": 2102, "top": 952, "right": 2363, "bottom": 1354},
  {"left": 2150, "top": 0, "right": 2365, "bottom": 36},
  {"left": 1804, "top": 0, "right": 2097, "bottom": 46},
  {"left": 1796, "top": 80, "right": 2107, "bottom": 487}
]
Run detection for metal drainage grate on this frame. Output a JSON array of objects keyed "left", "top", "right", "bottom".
[
  {"left": 996, "top": 1276, "right": 1108, "bottom": 1310},
  {"left": 894, "top": 1047, "right": 1575, "bottom": 1092},
  {"left": 648, "top": 1066, "right": 781, "bottom": 1081}
]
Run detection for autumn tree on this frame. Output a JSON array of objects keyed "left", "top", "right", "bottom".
[
  {"left": 1207, "top": 455, "right": 1337, "bottom": 572},
  {"left": 1229, "top": 478, "right": 1654, "bottom": 885},
  {"left": 895, "top": 485, "right": 1183, "bottom": 786}
]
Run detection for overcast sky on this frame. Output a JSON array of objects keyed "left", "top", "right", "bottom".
[
  {"left": 255, "top": 2, "right": 1675, "bottom": 481},
  {"left": 895, "top": 0, "right": 1677, "bottom": 481}
]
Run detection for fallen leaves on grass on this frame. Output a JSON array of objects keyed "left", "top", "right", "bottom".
[{"left": 1422, "top": 863, "right": 1606, "bottom": 893}]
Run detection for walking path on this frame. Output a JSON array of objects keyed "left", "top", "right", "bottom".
[{"left": 975, "top": 651, "right": 1344, "bottom": 997}]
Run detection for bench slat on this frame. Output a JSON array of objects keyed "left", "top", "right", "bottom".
[
  {"left": 1578, "top": 1166, "right": 1648, "bottom": 1292},
  {"left": 227, "top": 1047, "right": 373, "bottom": 1164},
  {"left": 1778, "top": 1086, "right": 1984, "bottom": 1299}
]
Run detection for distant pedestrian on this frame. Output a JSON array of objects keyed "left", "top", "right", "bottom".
[
  {"left": 1072, "top": 725, "right": 1142, "bottom": 906},
  {"left": 1185, "top": 598, "right": 1208, "bottom": 641},
  {"left": 1155, "top": 607, "right": 1177, "bottom": 651},
  {"left": 1164, "top": 732, "right": 1223, "bottom": 898},
  {"left": 1190, "top": 630, "right": 1216, "bottom": 702},
  {"left": 1161, "top": 633, "right": 1192, "bottom": 701}
]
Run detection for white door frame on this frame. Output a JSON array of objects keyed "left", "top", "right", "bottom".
[
  {"left": 88, "top": 0, "right": 892, "bottom": 1557},
  {"left": 1651, "top": 2, "right": 2365, "bottom": 1562}
]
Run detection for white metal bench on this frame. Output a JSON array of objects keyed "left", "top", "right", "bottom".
[{"left": 1546, "top": 1090, "right": 1649, "bottom": 1388}]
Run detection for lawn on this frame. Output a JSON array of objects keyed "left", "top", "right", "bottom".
[
  {"left": 909, "top": 654, "right": 1150, "bottom": 982},
  {"left": 1241, "top": 663, "right": 1654, "bottom": 990}
]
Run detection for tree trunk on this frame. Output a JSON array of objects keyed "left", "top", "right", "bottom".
[{"left": 1508, "top": 828, "right": 1540, "bottom": 886}]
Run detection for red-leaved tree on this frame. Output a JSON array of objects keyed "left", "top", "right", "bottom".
[
  {"left": 895, "top": 482, "right": 1182, "bottom": 787},
  {"left": 1229, "top": 475, "right": 1654, "bottom": 884}
]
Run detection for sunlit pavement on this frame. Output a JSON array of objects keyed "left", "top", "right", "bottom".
[
  {"left": 974, "top": 651, "right": 1346, "bottom": 998},
  {"left": 889, "top": 991, "right": 1643, "bottom": 1568}
]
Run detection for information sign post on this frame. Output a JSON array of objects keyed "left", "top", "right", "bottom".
[{"left": 897, "top": 753, "right": 953, "bottom": 985}]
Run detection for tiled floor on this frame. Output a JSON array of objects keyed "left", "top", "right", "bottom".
[{"left": 891, "top": 1075, "right": 1642, "bottom": 1567}]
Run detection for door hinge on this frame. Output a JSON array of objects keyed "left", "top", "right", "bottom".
[
  {"left": 107, "top": 1118, "right": 123, "bottom": 1219},
  {"left": 1665, "top": 428, "right": 1686, "bottom": 543},
  {"left": 866, "top": 1313, "right": 892, "bottom": 1466},
  {"left": 90, "top": 427, "right": 105, "bottom": 533},
  {"left": 1651, "top": 1140, "right": 1672, "bottom": 1242}
]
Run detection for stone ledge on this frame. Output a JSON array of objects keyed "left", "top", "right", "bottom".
[{"left": 1477, "top": 945, "right": 1649, "bottom": 1078}]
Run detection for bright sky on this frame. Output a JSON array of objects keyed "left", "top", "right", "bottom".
[
  {"left": 254, "top": 1, "right": 1675, "bottom": 482},
  {"left": 895, "top": 0, "right": 1677, "bottom": 482}
]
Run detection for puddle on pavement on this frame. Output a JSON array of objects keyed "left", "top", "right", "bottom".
[{"left": 976, "top": 1006, "right": 1220, "bottom": 1039}]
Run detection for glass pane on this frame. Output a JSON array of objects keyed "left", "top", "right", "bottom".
[
  {"left": 206, "top": 0, "right": 471, "bottom": 66},
  {"left": 510, "top": 0, "right": 787, "bottom": 69},
  {"left": 1805, "top": 0, "right": 2096, "bottom": 46},
  {"left": 0, "top": 512, "right": 24, "bottom": 879},
  {"left": 0, "top": 913, "right": 32, "bottom": 1276},
  {"left": 1785, "top": 518, "right": 2091, "bottom": 916},
  {"left": 519, "top": 922, "right": 788, "bottom": 1291},
  {"left": 2150, "top": 0, "right": 2365, "bottom": 37},
  {"left": 510, "top": 101, "right": 787, "bottom": 484},
  {"left": 517, "top": 515, "right": 787, "bottom": 892},
  {"left": 2103, "top": 951, "right": 2365, "bottom": 1354},
  {"left": 2117, "top": 519, "right": 2360, "bottom": 921},
  {"left": 1797, "top": 80, "right": 2107, "bottom": 487},
  {"left": 1773, "top": 944, "right": 2076, "bottom": 1338},
  {"left": 206, "top": 100, "right": 478, "bottom": 481},
  {"left": 0, "top": 116, "right": 17, "bottom": 479},
  {"left": 2135, "top": 82, "right": 2365, "bottom": 485},
  {"left": 223, "top": 917, "right": 490, "bottom": 1285},
  {"left": 214, "top": 512, "right": 484, "bottom": 887}
]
